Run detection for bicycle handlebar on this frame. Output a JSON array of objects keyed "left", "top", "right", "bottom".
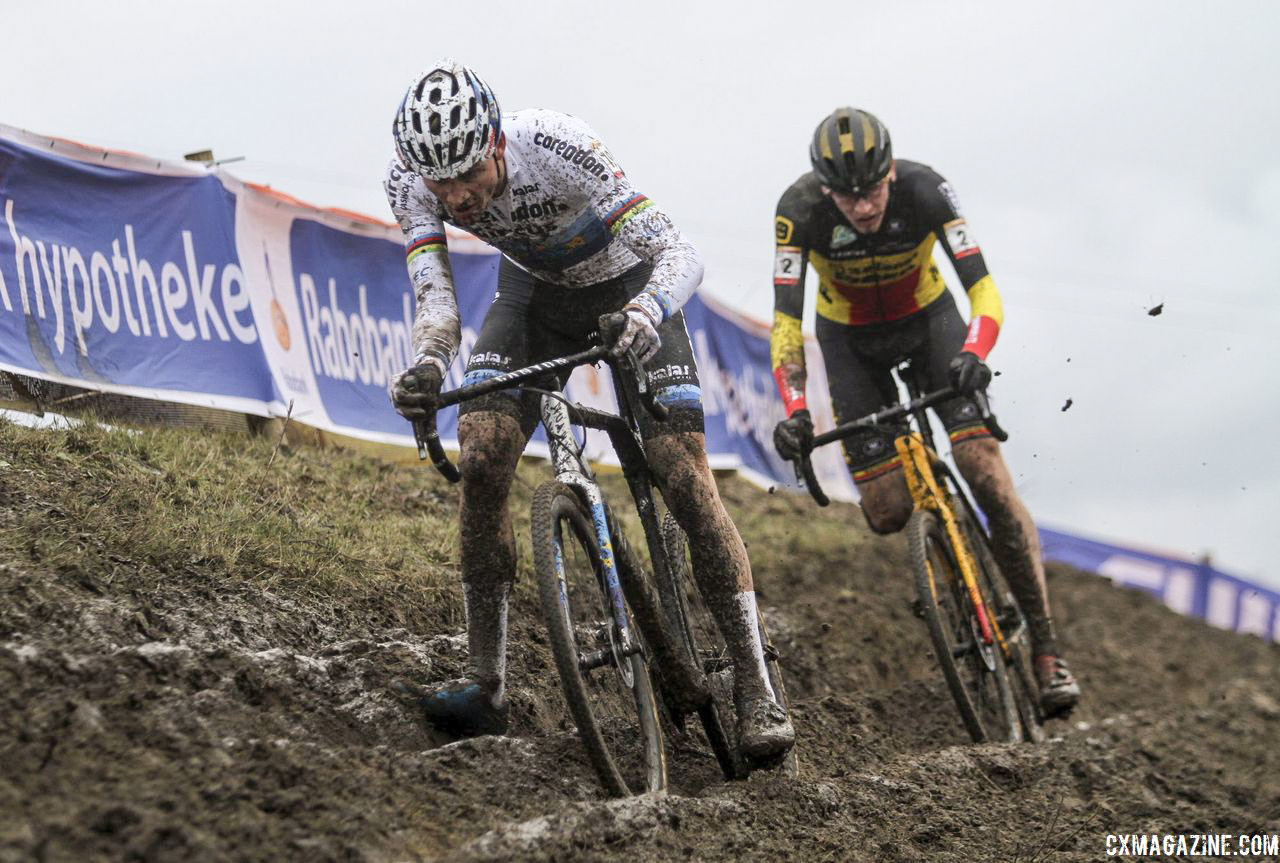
[
  {"left": 410, "top": 312, "right": 666, "bottom": 482},
  {"left": 792, "top": 384, "right": 1008, "bottom": 506}
]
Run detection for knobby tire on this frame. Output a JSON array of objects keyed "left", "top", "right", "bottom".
[
  {"left": 531, "top": 481, "right": 666, "bottom": 796},
  {"left": 909, "top": 509, "right": 1020, "bottom": 743}
]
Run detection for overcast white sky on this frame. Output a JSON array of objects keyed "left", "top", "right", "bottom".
[{"left": 6, "top": 1, "right": 1279, "bottom": 586}]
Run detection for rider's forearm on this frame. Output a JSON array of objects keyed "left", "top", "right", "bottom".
[
  {"left": 402, "top": 231, "right": 461, "bottom": 371},
  {"left": 961, "top": 275, "right": 1003, "bottom": 360},
  {"left": 411, "top": 276, "right": 462, "bottom": 373},
  {"left": 770, "top": 267, "right": 808, "bottom": 414},
  {"left": 386, "top": 165, "right": 460, "bottom": 373},
  {"left": 608, "top": 196, "right": 703, "bottom": 323},
  {"left": 770, "top": 310, "right": 807, "bottom": 415}
]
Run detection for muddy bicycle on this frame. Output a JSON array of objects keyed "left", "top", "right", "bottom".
[
  {"left": 414, "top": 313, "right": 793, "bottom": 795},
  {"left": 789, "top": 361, "right": 1045, "bottom": 743}
]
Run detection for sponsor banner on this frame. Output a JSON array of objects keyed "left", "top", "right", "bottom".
[
  {"left": 0, "top": 126, "right": 496, "bottom": 445},
  {"left": 1040, "top": 526, "right": 1279, "bottom": 641},
  {"left": 9, "top": 125, "right": 1273, "bottom": 640},
  {"left": 0, "top": 132, "right": 271, "bottom": 413},
  {"left": 682, "top": 293, "right": 855, "bottom": 499}
]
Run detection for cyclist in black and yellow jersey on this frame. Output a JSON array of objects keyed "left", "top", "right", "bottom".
[{"left": 770, "top": 107, "right": 1079, "bottom": 716}]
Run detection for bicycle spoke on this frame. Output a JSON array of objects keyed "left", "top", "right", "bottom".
[{"left": 533, "top": 482, "right": 665, "bottom": 796}]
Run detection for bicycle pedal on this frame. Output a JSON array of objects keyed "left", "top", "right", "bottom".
[{"left": 910, "top": 598, "right": 926, "bottom": 619}]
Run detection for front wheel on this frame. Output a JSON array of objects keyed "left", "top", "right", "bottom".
[
  {"left": 909, "top": 509, "right": 1020, "bottom": 743},
  {"left": 531, "top": 481, "right": 666, "bottom": 796},
  {"left": 960, "top": 509, "right": 1046, "bottom": 742}
]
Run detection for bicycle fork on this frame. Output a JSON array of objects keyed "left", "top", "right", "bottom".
[
  {"left": 897, "top": 434, "right": 1010, "bottom": 662},
  {"left": 542, "top": 394, "right": 643, "bottom": 671}
]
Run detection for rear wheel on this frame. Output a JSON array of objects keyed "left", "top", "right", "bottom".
[
  {"left": 531, "top": 481, "right": 666, "bottom": 796},
  {"left": 663, "top": 512, "right": 797, "bottom": 778},
  {"left": 661, "top": 512, "right": 739, "bottom": 779},
  {"left": 909, "top": 508, "right": 1020, "bottom": 743}
]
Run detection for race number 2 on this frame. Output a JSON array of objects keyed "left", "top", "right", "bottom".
[
  {"left": 944, "top": 219, "right": 980, "bottom": 259},
  {"left": 774, "top": 247, "right": 803, "bottom": 285}
]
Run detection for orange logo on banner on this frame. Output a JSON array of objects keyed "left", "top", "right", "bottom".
[{"left": 271, "top": 300, "right": 291, "bottom": 351}]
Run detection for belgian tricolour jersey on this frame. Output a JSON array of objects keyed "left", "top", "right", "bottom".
[{"left": 768, "top": 160, "right": 1004, "bottom": 415}]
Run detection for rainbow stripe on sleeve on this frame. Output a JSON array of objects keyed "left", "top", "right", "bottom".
[
  {"left": 406, "top": 232, "right": 447, "bottom": 264},
  {"left": 604, "top": 194, "right": 654, "bottom": 235}
]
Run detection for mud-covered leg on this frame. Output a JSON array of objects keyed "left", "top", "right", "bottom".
[
  {"left": 952, "top": 438, "right": 1053, "bottom": 651},
  {"left": 953, "top": 436, "right": 1080, "bottom": 714},
  {"left": 647, "top": 432, "right": 793, "bottom": 760},
  {"left": 457, "top": 410, "right": 527, "bottom": 703},
  {"left": 396, "top": 409, "right": 526, "bottom": 737}
]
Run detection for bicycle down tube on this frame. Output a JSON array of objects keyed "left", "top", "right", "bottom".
[{"left": 541, "top": 391, "right": 636, "bottom": 646}]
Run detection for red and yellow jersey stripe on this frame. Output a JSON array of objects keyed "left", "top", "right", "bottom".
[{"left": 809, "top": 235, "right": 948, "bottom": 326}]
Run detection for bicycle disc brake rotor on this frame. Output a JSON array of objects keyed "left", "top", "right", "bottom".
[{"left": 604, "top": 621, "right": 635, "bottom": 687}]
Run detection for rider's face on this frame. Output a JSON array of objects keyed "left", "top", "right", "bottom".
[
  {"left": 424, "top": 136, "right": 507, "bottom": 224},
  {"left": 825, "top": 164, "right": 896, "bottom": 235}
]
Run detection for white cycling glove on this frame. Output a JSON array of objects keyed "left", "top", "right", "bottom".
[{"left": 610, "top": 303, "right": 663, "bottom": 365}]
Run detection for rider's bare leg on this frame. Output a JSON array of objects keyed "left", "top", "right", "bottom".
[
  {"left": 456, "top": 410, "right": 527, "bottom": 703},
  {"left": 855, "top": 465, "right": 913, "bottom": 535},
  {"left": 646, "top": 431, "right": 775, "bottom": 704},
  {"left": 952, "top": 436, "right": 1058, "bottom": 656}
]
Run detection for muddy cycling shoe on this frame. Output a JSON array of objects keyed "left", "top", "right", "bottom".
[
  {"left": 735, "top": 696, "right": 795, "bottom": 763},
  {"left": 392, "top": 678, "right": 509, "bottom": 737},
  {"left": 1034, "top": 655, "right": 1081, "bottom": 718}
]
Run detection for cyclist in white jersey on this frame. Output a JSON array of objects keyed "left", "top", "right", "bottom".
[{"left": 385, "top": 60, "right": 793, "bottom": 762}]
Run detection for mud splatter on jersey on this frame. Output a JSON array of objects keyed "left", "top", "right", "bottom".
[{"left": 385, "top": 108, "right": 703, "bottom": 371}]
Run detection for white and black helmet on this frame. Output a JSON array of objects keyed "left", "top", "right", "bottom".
[{"left": 393, "top": 60, "right": 502, "bottom": 180}]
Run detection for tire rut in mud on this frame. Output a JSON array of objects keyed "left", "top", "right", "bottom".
[{"left": 2, "top": 430, "right": 1277, "bottom": 861}]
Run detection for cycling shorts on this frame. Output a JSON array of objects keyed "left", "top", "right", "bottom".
[
  {"left": 817, "top": 291, "right": 992, "bottom": 483},
  {"left": 460, "top": 257, "right": 704, "bottom": 439}
]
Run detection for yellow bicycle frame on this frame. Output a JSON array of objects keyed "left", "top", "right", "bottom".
[{"left": 895, "top": 432, "right": 1010, "bottom": 657}]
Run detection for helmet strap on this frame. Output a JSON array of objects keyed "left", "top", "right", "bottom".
[{"left": 492, "top": 133, "right": 509, "bottom": 196}]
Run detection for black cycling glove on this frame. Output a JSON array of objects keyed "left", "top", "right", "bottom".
[
  {"left": 948, "top": 351, "right": 992, "bottom": 397},
  {"left": 773, "top": 409, "right": 814, "bottom": 461}
]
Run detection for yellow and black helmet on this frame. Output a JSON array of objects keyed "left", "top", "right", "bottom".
[{"left": 809, "top": 107, "right": 893, "bottom": 194}]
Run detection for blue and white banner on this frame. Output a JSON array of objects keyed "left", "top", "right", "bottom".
[
  {"left": 1040, "top": 526, "right": 1279, "bottom": 641},
  {"left": 0, "top": 134, "right": 269, "bottom": 411},
  {"left": 3, "top": 124, "right": 1272, "bottom": 641}
]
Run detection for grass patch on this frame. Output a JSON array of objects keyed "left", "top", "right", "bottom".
[
  {"left": 0, "top": 418, "right": 465, "bottom": 615},
  {"left": 0, "top": 415, "right": 873, "bottom": 632}
]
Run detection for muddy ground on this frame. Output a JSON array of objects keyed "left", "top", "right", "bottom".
[{"left": 1, "top": 421, "right": 1278, "bottom": 862}]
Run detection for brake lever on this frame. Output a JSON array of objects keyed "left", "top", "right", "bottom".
[
  {"left": 598, "top": 311, "right": 668, "bottom": 421},
  {"left": 795, "top": 449, "right": 830, "bottom": 507},
  {"left": 630, "top": 349, "right": 669, "bottom": 421},
  {"left": 412, "top": 415, "right": 462, "bottom": 482},
  {"left": 972, "top": 390, "right": 1009, "bottom": 442}
]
